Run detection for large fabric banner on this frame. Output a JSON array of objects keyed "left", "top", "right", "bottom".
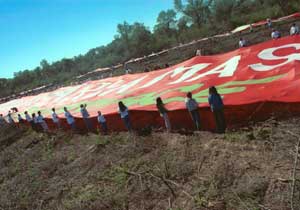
[{"left": 1, "top": 35, "right": 300, "bottom": 130}]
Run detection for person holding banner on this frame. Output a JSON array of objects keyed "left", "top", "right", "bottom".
[
  {"left": 97, "top": 111, "right": 108, "bottom": 134},
  {"left": 25, "top": 111, "right": 34, "bottom": 129},
  {"left": 185, "top": 92, "right": 201, "bottom": 130},
  {"left": 37, "top": 111, "right": 48, "bottom": 132},
  {"left": 208, "top": 86, "right": 226, "bottom": 134},
  {"left": 156, "top": 97, "right": 171, "bottom": 132},
  {"left": 51, "top": 108, "right": 61, "bottom": 129},
  {"left": 80, "top": 104, "right": 93, "bottom": 132},
  {"left": 118, "top": 101, "right": 132, "bottom": 132},
  {"left": 64, "top": 107, "right": 76, "bottom": 131},
  {"left": 7, "top": 112, "right": 15, "bottom": 125}
]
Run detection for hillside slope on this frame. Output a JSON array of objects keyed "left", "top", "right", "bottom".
[{"left": 0, "top": 118, "right": 300, "bottom": 210}]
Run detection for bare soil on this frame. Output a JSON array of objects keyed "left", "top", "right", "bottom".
[{"left": 0, "top": 117, "right": 300, "bottom": 210}]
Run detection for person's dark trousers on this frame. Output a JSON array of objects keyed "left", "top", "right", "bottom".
[
  {"left": 190, "top": 109, "right": 201, "bottom": 130},
  {"left": 83, "top": 118, "right": 93, "bottom": 132},
  {"left": 100, "top": 122, "right": 108, "bottom": 134},
  {"left": 213, "top": 109, "right": 226, "bottom": 133},
  {"left": 122, "top": 115, "right": 132, "bottom": 131},
  {"left": 30, "top": 121, "right": 35, "bottom": 130}
]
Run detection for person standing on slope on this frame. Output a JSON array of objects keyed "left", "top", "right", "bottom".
[
  {"left": 31, "top": 113, "right": 40, "bottom": 131},
  {"left": 118, "top": 101, "right": 132, "bottom": 132},
  {"left": 97, "top": 111, "right": 108, "bottom": 134},
  {"left": 208, "top": 86, "right": 226, "bottom": 134},
  {"left": 25, "top": 111, "right": 34, "bottom": 129},
  {"left": 156, "top": 97, "right": 171, "bottom": 132},
  {"left": 80, "top": 104, "right": 93, "bottom": 132},
  {"left": 64, "top": 107, "right": 76, "bottom": 131},
  {"left": 18, "top": 114, "right": 24, "bottom": 123},
  {"left": 37, "top": 111, "right": 49, "bottom": 132},
  {"left": 185, "top": 92, "right": 201, "bottom": 130},
  {"left": 7, "top": 112, "right": 15, "bottom": 125},
  {"left": 51, "top": 108, "right": 61, "bottom": 129},
  {"left": 0, "top": 114, "right": 6, "bottom": 125}
]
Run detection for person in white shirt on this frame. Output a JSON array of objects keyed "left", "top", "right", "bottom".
[
  {"left": 290, "top": 23, "right": 299, "bottom": 35},
  {"left": 37, "top": 111, "right": 48, "bottom": 131},
  {"left": 97, "top": 111, "right": 108, "bottom": 134},
  {"left": 118, "top": 101, "right": 131, "bottom": 131},
  {"left": 239, "top": 38, "right": 247, "bottom": 48},
  {"left": 185, "top": 92, "right": 201, "bottom": 130},
  {"left": 196, "top": 49, "right": 202, "bottom": 56},
  {"left": 51, "top": 108, "right": 61, "bottom": 129},
  {"left": 25, "top": 111, "right": 34, "bottom": 129},
  {"left": 64, "top": 107, "right": 76, "bottom": 131},
  {"left": 271, "top": 29, "right": 281, "bottom": 39},
  {"left": 80, "top": 104, "right": 93, "bottom": 132}
]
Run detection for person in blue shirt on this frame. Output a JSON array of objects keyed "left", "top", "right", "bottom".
[
  {"left": 97, "top": 111, "right": 108, "bottom": 134},
  {"left": 37, "top": 111, "right": 49, "bottom": 132},
  {"left": 80, "top": 104, "right": 93, "bottom": 132},
  {"left": 185, "top": 92, "right": 201, "bottom": 130},
  {"left": 64, "top": 107, "right": 76, "bottom": 131},
  {"left": 208, "top": 86, "right": 226, "bottom": 133}
]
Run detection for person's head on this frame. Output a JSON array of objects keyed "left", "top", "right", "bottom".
[
  {"left": 37, "top": 111, "right": 41, "bottom": 115},
  {"left": 18, "top": 114, "right": 21, "bottom": 117},
  {"left": 239, "top": 37, "right": 243, "bottom": 41},
  {"left": 80, "top": 104, "right": 84, "bottom": 108},
  {"left": 97, "top": 111, "right": 102, "bottom": 116},
  {"left": 209, "top": 86, "right": 218, "bottom": 95},
  {"left": 24, "top": 111, "right": 28, "bottom": 115},
  {"left": 118, "top": 101, "right": 126, "bottom": 111},
  {"left": 187, "top": 92, "right": 192, "bottom": 99},
  {"left": 156, "top": 97, "right": 163, "bottom": 105},
  {"left": 64, "top": 107, "right": 67, "bottom": 112},
  {"left": 52, "top": 108, "right": 55, "bottom": 112},
  {"left": 0, "top": 114, "right": 2, "bottom": 117},
  {"left": 292, "top": 23, "right": 296, "bottom": 27},
  {"left": 32, "top": 113, "right": 36, "bottom": 117}
]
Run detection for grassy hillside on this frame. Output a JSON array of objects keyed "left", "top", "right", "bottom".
[{"left": 1, "top": 117, "right": 300, "bottom": 210}]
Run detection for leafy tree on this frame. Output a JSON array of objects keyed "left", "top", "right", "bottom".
[{"left": 174, "top": 0, "right": 212, "bottom": 28}]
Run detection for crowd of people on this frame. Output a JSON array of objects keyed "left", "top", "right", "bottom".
[{"left": 0, "top": 86, "right": 226, "bottom": 135}]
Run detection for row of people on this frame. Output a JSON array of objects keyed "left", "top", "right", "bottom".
[
  {"left": 239, "top": 22, "right": 300, "bottom": 48},
  {"left": 1, "top": 86, "right": 226, "bottom": 134}
]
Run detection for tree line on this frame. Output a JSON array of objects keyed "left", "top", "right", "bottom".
[{"left": 1, "top": 0, "right": 299, "bottom": 98}]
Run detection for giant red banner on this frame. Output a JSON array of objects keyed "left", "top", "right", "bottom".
[{"left": 1, "top": 35, "right": 300, "bottom": 131}]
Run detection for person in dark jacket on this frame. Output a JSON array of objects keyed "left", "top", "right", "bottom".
[
  {"left": 208, "top": 86, "right": 226, "bottom": 133},
  {"left": 156, "top": 97, "right": 171, "bottom": 132},
  {"left": 118, "top": 101, "right": 132, "bottom": 131},
  {"left": 185, "top": 92, "right": 201, "bottom": 130},
  {"left": 80, "top": 104, "right": 93, "bottom": 132}
]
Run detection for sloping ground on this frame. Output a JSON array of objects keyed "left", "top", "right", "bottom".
[{"left": 0, "top": 118, "right": 299, "bottom": 210}]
